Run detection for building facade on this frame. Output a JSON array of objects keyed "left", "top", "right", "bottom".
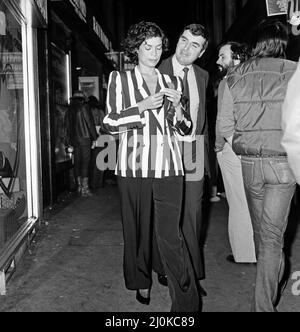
[
  {"left": 45, "top": 0, "right": 115, "bottom": 206},
  {"left": 0, "top": 0, "right": 116, "bottom": 293},
  {"left": 0, "top": 0, "right": 48, "bottom": 294}
]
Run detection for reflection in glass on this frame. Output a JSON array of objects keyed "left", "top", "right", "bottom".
[{"left": 0, "top": 1, "right": 27, "bottom": 249}]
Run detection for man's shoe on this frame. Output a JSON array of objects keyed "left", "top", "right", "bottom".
[
  {"left": 226, "top": 254, "right": 257, "bottom": 265},
  {"left": 157, "top": 274, "right": 168, "bottom": 287},
  {"left": 136, "top": 289, "right": 150, "bottom": 305}
]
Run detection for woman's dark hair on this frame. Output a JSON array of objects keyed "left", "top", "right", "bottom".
[
  {"left": 122, "top": 21, "right": 169, "bottom": 65},
  {"left": 251, "top": 20, "right": 288, "bottom": 58}
]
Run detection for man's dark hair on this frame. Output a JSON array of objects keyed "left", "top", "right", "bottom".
[
  {"left": 250, "top": 19, "right": 288, "bottom": 58},
  {"left": 218, "top": 41, "right": 249, "bottom": 63},
  {"left": 180, "top": 23, "right": 209, "bottom": 50},
  {"left": 122, "top": 21, "right": 169, "bottom": 65}
]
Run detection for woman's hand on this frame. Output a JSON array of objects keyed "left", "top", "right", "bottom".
[
  {"left": 162, "top": 88, "right": 182, "bottom": 108},
  {"left": 138, "top": 92, "right": 164, "bottom": 113}
]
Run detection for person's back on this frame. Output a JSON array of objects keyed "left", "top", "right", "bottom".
[
  {"left": 88, "top": 95, "right": 105, "bottom": 128},
  {"left": 227, "top": 56, "right": 297, "bottom": 156},
  {"left": 223, "top": 19, "right": 297, "bottom": 312},
  {"left": 87, "top": 95, "right": 106, "bottom": 189},
  {"left": 69, "top": 91, "right": 98, "bottom": 197},
  {"left": 70, "top": 98, "right": 97, "bottom": 145}
]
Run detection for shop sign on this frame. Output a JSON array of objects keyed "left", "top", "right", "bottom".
[
  {"left": 265, "top": 1, "right": 300, "bottom": 35},
  {"left": 105, "top": 51, "right": 120, "bottom": 70},
  {"left": 265, "top": 0, "right": 287, "bottom": 16},
  {"left": 114, "top": 52, "right": 134, "bottom": 72},
  {"left": 104, "top": 52, "right": 135, "bottom": 72},
  {"left": 93, "top": 17, "right": 112, "bottom": 51},
  {"left": 34, "top": 0, "right": 48, "bottom": 23},
  {"left": 78, "top": 76, "right": 99, "bottom": 99},
  {"left": 0, "top": 52, "right": 23, "bottom": 90},
  {"left": 69, "top": 0, "right": 86, "bottom": 22}
]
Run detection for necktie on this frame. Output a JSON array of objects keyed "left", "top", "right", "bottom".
[{"left": 182, "top": 67, "right": 190, "bottom": 114}]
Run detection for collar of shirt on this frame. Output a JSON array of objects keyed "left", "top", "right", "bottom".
[
  {"left": 172, "top": 56, "right": 193, "bottom": 78},
  {"left": 172, "top": 56, "right": 200, "bottom": 141}
]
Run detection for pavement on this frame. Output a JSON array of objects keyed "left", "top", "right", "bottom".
[{"left": 0, "top": 183, "right": 299, "bottom": 312}]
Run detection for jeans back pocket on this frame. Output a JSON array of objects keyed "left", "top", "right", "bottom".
[
  {"left": 241, "top": 159, "right": 255, "bottom": 187},
  {"left": 269, "top": 160, "right": 296, "bottom": 185}
]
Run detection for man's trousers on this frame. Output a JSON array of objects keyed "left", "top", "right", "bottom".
[{"left": 217, "top": 143, "right": 256, "bottom": 263}]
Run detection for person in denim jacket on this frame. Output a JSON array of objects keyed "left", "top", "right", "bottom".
[{"left": 218, "top": 20, "right": 297, "bottom": 312}]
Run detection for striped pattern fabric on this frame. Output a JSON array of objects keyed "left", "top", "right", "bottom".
[{"left": 104, "top": 66, "right": 192, "bottom": 178}]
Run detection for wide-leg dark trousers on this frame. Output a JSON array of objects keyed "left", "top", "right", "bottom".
[
  {"left": 118, "top": 176, "right": 199, "bottom": 312},
  {"left": 182, "top": 178, "right": 205, "bottom": 280}
]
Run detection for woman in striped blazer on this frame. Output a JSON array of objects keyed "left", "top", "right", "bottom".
[{"left": 103, "top": 21, "right": 199, "bottom": 312}]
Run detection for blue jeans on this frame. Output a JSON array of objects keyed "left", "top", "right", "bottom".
[{"left": 241, "top": 156, "right": 296, "bottom": 312}]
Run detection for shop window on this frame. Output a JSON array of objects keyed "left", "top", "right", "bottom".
[
  {"left": 0, "top": 1, "right": 27, "bottom": 250},
  {"left": 51, "top": 43, "right": 71, "bottom": 165}
]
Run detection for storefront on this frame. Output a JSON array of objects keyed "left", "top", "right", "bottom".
[
  {"left": 48, "top": 12, "right": 72, "bottom": 199},
  {"left": 0, "top": 0, "right": 47, "bottom": 294},
  {"left": 49, "top": 0, "right": 114, "bottom": 201}
]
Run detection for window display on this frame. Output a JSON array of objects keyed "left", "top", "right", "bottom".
[
  {"left": 0, "top": 0, "right": 27, "bottom": 249},
  {"left": 51, "top": 43, "right": 71, "bottom": 164}
]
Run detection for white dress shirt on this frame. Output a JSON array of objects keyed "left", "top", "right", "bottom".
[
  {"left": 172, "top": 56, "right": 204, "bottom": 181},
  {"left": 172, "top": 56, "right": 199, "bottom": 140}
]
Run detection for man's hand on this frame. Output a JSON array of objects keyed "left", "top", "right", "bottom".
[
  {"left": 138, "top": 92, "right": 164, "bottom": 113},
  {"left": 162, "top": 88, "right": 182, "bottom": 108}
]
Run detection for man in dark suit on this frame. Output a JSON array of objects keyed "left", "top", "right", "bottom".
[{"left": 158, "top": 24, "right": 210, "bottom": 296}]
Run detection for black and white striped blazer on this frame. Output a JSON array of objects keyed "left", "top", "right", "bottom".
[{"left": 103, "top": 66, "right": 192, "bottom": 178}]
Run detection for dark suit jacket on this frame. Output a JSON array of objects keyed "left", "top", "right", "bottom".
[{"left": 159, "top": 56, "right": 211, "bottom": 177}]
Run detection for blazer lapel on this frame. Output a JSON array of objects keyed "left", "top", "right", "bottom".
[
  {"left": 156, "top": 69, "right": 170, "bottom": 114},
  {"left": 134, "top": 67, "right": 164, "bottom": 134},
  {"left": 154, "top": 69, "right": 166, "bottom": 133},
  {"left": 193, "top": 65, "right": 206, "bottom": 135},
  {"left": 134, "top": 66, "right": 150, "bottom": 99}
]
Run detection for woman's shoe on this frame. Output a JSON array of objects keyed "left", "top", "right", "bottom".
[
  {"left": 157, "top": 274, "right": 168, "bottom": 287},
  {"left": 226, "top": 254, "right": 236, "bottom": 263},
  {"left": 136, "top": 289, "right": 150, "bottom": 305}
]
